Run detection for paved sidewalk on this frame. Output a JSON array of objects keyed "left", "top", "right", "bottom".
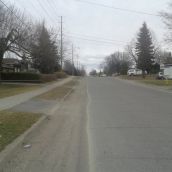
[
  {"left": 0, "top": 77, "right": 73, "bottom": 111},
  {"left": 1, "top": 79, "right": 88, "bottom": 172}
]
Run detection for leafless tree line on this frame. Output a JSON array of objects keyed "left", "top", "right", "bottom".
[
  {"left": 0, "top": 3, "right": 62, "bottom": 75},
  {"left": 125, "top": 3, "right": 172, "bottom": 67}
]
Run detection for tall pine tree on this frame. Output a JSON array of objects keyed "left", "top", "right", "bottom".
[
  {"left": 32, "top": 23, "right": 58, "bottom": 74},
  {"left": 136, "top": 22, "right": 155, "bottom": 76}
]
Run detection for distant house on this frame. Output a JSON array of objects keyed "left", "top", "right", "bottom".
[
  {"left": 2, "top": 58, "right": 21, "bottom": 72},
  {"left": 2, "top": 58, "right": 37, "bottom": 73}
]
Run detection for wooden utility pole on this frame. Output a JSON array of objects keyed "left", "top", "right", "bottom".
[
  {"left": 72, "top": 44, "right": 74, "bottom": 76},
  {"left": 60, "top": 16, "right": 63, "bottom": 70}
]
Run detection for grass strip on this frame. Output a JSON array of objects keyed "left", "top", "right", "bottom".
[
  {"left": 139, "top": 80, "right": 172, "bottom": 86},
  {"left": 37, "top": 80, "right": 78, "bottom": 100},
  {"left": 0, "top": 111, "right": 42, "bottom": 151}
]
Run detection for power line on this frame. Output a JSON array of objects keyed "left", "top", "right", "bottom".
[
  {"left": 65, "top": 34, "right": 122, "bottom": 47},
  {"left": 66, "top": 35, "right": 126, "bottom": 46},
  {"left": 37, "top": 0, "right": 56, "bottom": 23},
  {"left": 14, "top": 0, "right": 59, "bottom": 24},
  {"left": 60, "top": 16, "right": 63, "bottom": 69},
  {"left": 29, "top": 1, "right": 47, "bottom": 20},
  {"left": 76, "top": 0, "right": 160, "bottom": 17},
  {"left": 14, "top": 0, "right": 42, "bottom": 21},
  {"left": 66, "top": 32, "right": 128, "bottom": 44},
  {"left": 44, "top": 0, "right": 60, "bottom": 22},
  {"left": 0, "top": 0, "right": 27, "bottom": 27},
  {"left": 46, "top": 0, "right": 59, "bottom": 16}
]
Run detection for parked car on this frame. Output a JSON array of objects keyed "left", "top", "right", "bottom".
[
  {"left": 112, "top": 73, "right": 120, "bottom": 77},
  {"left": 156, "top": 72, "right": 166, "bottom": 80},
  {"left": 100, "top": 74, "right": 107, "bottom": 77},
  {"left": 127, "top": 69, "right": 143, "bottom": 76}
]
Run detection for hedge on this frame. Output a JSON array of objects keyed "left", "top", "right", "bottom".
[
  {"left": 1, "top": 72, "right": 41, "bottom": 81},
  {"left": 55, "top": 71, "right": 67, "bottom": 79},
  {"left": 40, "top": 74, "right": 57, "bottom": 83},
  {"left": 1, "top": 71, "right": 68, "bottom": 83}
]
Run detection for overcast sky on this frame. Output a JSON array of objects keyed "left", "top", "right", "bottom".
[{"left": 6, "top": 0, "right": 170, "bottom": 71}]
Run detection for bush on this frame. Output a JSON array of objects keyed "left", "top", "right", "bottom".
[
  {"left": 1, "top": 71, "right": 68, "bottom": 83},
  {"left": 40, "top": 74, "right": 57, "bottom": 83},
  {"left": 55, "top": 71, "right": 67, "bottom": 79},
  {"left": 1, "top": 72, "right": 41, "bottom": 81}
]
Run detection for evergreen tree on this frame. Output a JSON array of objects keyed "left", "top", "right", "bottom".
[
  {"left": 32, "top": 23, "right": 58, "bottom": 74},
  {"left": 136, "top": 22, "right": 155, "bottom": 76}
]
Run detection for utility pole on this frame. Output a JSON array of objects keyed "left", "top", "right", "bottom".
[
  {"left": 60, "top": 16, "right": 63, "bottom": 70},
  {"left": 72, "top": 44, "right": 74, "bottom": 76},
  {"left": 77, "top": 55, "right": 79, "bottom": 71}
]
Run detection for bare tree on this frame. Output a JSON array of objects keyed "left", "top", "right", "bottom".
[
  {"left": 160, "top": 3, "right": 172, "bottom": 44},
  {"left": 125, "top": 39, "right": 138, "bottom": 65},
  {"left": 102, "top": 51, "right": 130, "bottom": 76},
  {"left": 0, "top": 4, "right": 34, "bottom": 76}
]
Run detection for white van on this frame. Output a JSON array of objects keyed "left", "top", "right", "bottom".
[
  {"left": 160, "top": 64, "right": 172, "bottom": 79},
  {"left": 127, "top": 69, "right": 142, "bottom": 76}
]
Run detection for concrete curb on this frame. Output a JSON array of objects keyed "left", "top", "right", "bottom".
[{"left": 0, "top": 114, "right": 47, "bottom": 166}]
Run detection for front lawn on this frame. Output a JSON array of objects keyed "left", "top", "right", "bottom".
[
  {"left": 139, "top": 80, "right": 172, "bottom": 86},
  {"left": 0, "top": 84, "right": 40, "bottom": 99},
  {"left": 119, "top": 75, "right": 172, "bottom": 87}
]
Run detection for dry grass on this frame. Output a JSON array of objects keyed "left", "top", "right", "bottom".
[
  {"left": 139, "top": 80, "right": 172, "bottom": 86},
  {"left": 119, "top": 75, "right": 156, "bottom": 80},
  {"left": 0, "top": 84, "right": 40, "bottom": 99},
  {"left": 36, "top": 79, "right": 78, "bottom": 100},
  {"left": 119, "top": 75, "right": 172, "bottom": 87},
  {"left": 0, "top": 111, "right": 42, "bottom": 151}
]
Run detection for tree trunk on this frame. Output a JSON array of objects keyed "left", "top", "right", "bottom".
[
  {"left": 142, "top": 70, "right": 145, "bottom": 79},
  {"left": 0, "top": 52, "right": 4, "bottom": 83},
  {"left": 0, "top": 38, "right": 7, "bottom": 83}
]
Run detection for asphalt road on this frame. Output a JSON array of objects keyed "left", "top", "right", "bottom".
[{"left": 87, "top": 77, "right": 172, "bottom": 172}]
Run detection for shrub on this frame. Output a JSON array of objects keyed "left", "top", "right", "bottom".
[
  {"left": 1, "top": 72, "right": 41, "bottom": 81},
  {"left": 40, "top": 74, "right": 57, "bottom": 83},
  {"left": 55, "top": 71, "right": 67, "bottom": 79}
]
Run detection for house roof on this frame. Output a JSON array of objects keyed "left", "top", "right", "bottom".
[{"left": 160, "top": 63, "right": 172, "bottom": 69}]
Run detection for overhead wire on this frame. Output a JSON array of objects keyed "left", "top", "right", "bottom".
[
  {"left": 66, "top": 32, "right": 128, "bottom": 44},
  {"left": 66, "top": 35, "right": 126, "bottom": 46},
  {"left": 37, "top": 0, "right": 56, "bottom": 24},
  {"left": 76, "top": 0, "right": 160, "bottom": 17},
  {"left": 0, "top": 0, "right": 28, "bottom": 27}
]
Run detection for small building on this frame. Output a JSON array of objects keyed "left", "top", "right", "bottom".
[
  {"left": 2, "top": 58, "right": 21, "bottom": 72},
  {"left": 160, "top": 64, "right": 172, "bottom": 79},
  {"left": 2, "top": 58, "right": 37, "bottom": 73}
]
